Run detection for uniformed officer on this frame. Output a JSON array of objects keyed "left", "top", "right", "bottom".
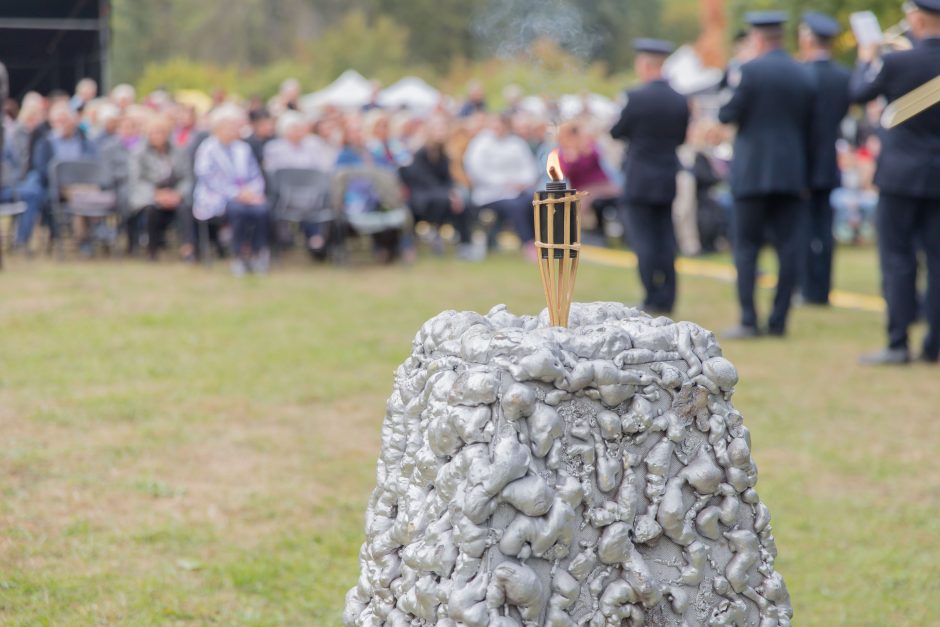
[
  {"left": 851, "top": 0, "right": 940, "bottom": 365},
  {"left": 718, "top": 12, "right": 816, "bottom": 338},
  {"left": 799, "top": 12, "right": 851, "bottom": 305},
  {"left": 611, "top": 39, "right": 690, "bottom": 315}
]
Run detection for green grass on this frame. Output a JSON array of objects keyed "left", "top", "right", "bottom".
[{"left": 1, "top": 248, "right": 938, "bottom": 626}]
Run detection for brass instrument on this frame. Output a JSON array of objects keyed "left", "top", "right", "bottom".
[
  {"left": 881, "top": 74, "right": 940, "bottom": 128},
  {"left": 881, "top": 18, "right": 914, "bottom": 52}
]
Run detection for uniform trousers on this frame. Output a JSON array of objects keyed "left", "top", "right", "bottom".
[
  {"left": 801, "top": 189, "right": 835, "bottom": 304},
  {"left": 627, "top": 202, "right": 677, "bottom": 312},
  {"left": 876, "top": 193, "right": 940, "bottom": 357},
  {"left": 733, "top": 194, "right": 803, "bottom": 333}
]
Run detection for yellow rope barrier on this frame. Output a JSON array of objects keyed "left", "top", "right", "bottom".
[{"left": 579, "top": 245, "right": 885, "bottom": 314}]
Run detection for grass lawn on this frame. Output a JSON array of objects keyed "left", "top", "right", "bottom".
[{"left": 1, "top": 247, "right": 938, "bottom": 626}]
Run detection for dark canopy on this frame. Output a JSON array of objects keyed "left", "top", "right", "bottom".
[{"left": 0, "top": 0, "right": 110, "bottom": 100}]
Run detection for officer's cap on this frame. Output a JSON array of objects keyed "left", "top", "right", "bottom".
[
  {"left": 744, "top": 11, "right": 788, "bottom": 28},
  {"left": 911, "top": 0, "right": 940, "bottom": 15},
  {"left": 801, "top": 11, "right": 841, "bottom": 38},
  {"left": 633, "top": 38, "right": 675, "bottom": 56}
]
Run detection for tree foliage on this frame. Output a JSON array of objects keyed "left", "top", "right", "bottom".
[{"left": 111, "top": 0, "right": 906, "bottom": 98}]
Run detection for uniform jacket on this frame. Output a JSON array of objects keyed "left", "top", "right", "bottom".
[
  {"left": 806, "top": 57, "right": 851, "bottom": 191},
  {"left": 850, "top": 37, "right": 940, "bottom": 199},
  {"left": 718, "top": 48, "right": 816, "bottom": 198},
  {"left": 193, "top": 136, "right": 265, "bottom": 220},
  {"left": 611, "top": 79, "right": 689, "bottom": 205}
]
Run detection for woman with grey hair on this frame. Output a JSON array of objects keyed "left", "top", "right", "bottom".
[
  {"left": 263, "top": 111, "right": 335, "bottom": 173},
  {"left": 193, "top": 104, "right": 270, "bottom": 275},
  {"left": 129, "top": 114, "right": 191, "bottom": 260}
]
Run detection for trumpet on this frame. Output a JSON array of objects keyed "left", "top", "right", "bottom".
[{"left": 881, "top": 19, "right": 914, "bottom": 52}]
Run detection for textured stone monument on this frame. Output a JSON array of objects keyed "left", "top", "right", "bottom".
[{"left": 344, "top": 302, "right": 791, "bottom": 626}]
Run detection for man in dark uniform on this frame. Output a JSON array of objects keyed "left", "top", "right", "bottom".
[
  {"left": 799, "top": 12, "right": 851, "bottom": 305},
  {"left": 718, "top": 12, "right": 816, "bottom": 338},
  {"left": 852, "top": 0, "right": 940, "bottom": 365},
  {"left": 611, "top": 39, "right": 690, "bottom": 315}
]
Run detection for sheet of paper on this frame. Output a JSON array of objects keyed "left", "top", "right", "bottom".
[{"left": 850, "top": 11, "right": 884, "bottom": 46}]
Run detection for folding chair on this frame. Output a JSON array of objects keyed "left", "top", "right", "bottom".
[
  {"left": 49, "top": 159, "right": 117, "bottom": 257},
  {"left": 271, "top": 168, "right": 340, "bottom": 260}
]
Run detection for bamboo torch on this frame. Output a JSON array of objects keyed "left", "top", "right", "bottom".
[{"left": 533, "top": 150, "right": 586, "bottom": 327}]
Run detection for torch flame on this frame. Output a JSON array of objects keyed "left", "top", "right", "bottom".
[{"left": 546, "top": 149, "right": 563, "bottom": 182}]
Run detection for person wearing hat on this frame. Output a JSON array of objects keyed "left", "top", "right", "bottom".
[
  {"left": 851, "top": 0, "right": 940, "bottom": 365},
  {"left": 718, "top": 11, "right": 816, "bottom": 339},
  {"left": 610, "top": 38, "right": 690, "bottom": 315},
  {"left": 799, "top": 12, "right": 851, "bottom": 306}
]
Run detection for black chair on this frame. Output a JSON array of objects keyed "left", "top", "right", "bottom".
[
  {"left": 271, "top": 168, "right": 339, "bottom": 260},
  {"left": 0, "top": 199, "right": 26, "bottom": 269},
  {"left": 49, "top": 159, "right": 117, "bottom": 256}
]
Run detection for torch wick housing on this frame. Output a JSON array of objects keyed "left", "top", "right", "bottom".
[{"left": 532, "top": 184, "right": 584, "bottom": 327}]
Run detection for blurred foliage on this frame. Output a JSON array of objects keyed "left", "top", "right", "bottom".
[
  {"left": 728, "top": 0, "right": 905, "bottom": 56},
  {"left": 309, "top": 10, "right": 412, "bottom": 85},
  {"left": 112, "top": 0, "right": 905, "bottom": 99},
  {"left": 441, "top": 39, "right": 633, "bottom": 105},
  {"left": 135, "top": 59, "right": 241, "bottom": 97}
]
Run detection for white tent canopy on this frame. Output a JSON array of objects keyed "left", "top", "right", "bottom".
[
  {"left": 300, "top": 69, "right": 373, "bottom": 111},
  {"left": 557, "top": 93, "right": 619, "bottom": 122},
  {"left": 377, "top": 76, "right": 440, "bottom": 111}
]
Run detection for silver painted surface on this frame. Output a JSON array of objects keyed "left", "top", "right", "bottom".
[{"left": 345, "top": 302, "right": 791, "bottom": 626}]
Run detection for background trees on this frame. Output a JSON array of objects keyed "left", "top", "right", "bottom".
[{"left": 110, "top": 0, "right": 902, "bottom": 99}]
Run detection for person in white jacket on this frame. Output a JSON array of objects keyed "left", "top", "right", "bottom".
[{"left": 464, "top": 114, "right": 538, "bottom": 256}]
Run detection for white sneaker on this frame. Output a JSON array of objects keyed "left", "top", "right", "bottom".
[
  {"left": 230, "top": 259, "right": 247, "bottom": 277},
  {"left": 250, "top": 249, "right": 271, "bottom": 274}
]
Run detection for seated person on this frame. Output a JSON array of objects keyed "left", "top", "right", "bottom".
[
  {"left": 263, "top": 111, "right": 337, "bottom": 257},
  {"left": 831, "top": 138, "right": 878, "bottom": 244},
  {"left": 194, "top": 104, "right": 270, "bottom": 275},
  {"left": 557, "top": 120, "right": 622, "bottom": 231},
  {"left": 129, "top": 114, "right": 191, "bottom": 260},
  {"left": 365, "top": 111, "right": 410, "bottom": 168},
  {"left": 463, "top": 113, "right": 538, "bottom": 257},
  {"left": 337, "top": 168, "right": 408, "bottom": 264},
  {"left": 33, "top": 102, "right": 99, "bottom": 253},
  {"left": 335, "top": 120, "right": 373, "bottom": 168},
  {"left": 399, "top": 116, "right": 475, "bottom": 259},
  {"left": 263, "top": 111, "right": 336, "bottom": 173},
  {"left": 1, "top": 100, "right": 45, "bottom": 252},
  {"left": 95, "top": 107, "right": 136, "bottom": 252}
]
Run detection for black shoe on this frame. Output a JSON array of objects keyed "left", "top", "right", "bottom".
[
  {"left": 766, "top": 326, "right": 786, "bottom": 338},
  {"left": 858, "top": 348, "right": 911, "bottom": 366},
  {"left": 918, "top": 351, "right": 939, "bottom": 364},
  {"left": 723, "top": 325, "right": 762, "bottom": 340},
  {"left": 643, "top": 305, "right": 673, "bottom": 317}
]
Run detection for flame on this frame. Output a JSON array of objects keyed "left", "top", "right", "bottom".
[{"left": 546, "top": 149, "right": 563, "bottom": 181}]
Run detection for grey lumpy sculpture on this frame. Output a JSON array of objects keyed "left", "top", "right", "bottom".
[{"left": 344, "top": 302, "right": 791, "bottom": 626}]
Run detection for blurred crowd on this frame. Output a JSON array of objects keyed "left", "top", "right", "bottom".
[{"left": 0, "top": 73, "right": 881, "bottom": 274}]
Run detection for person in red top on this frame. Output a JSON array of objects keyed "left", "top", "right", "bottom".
[{"left": 556, "top": 120, "right": 621, "bottom": 232}]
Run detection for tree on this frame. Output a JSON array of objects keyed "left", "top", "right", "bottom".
[
  {"left": 308, "top": 10, "right": 411, "bottom": 84},
  {"left": 369, "top": 0, "right": 486, "bottom": 69}
]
